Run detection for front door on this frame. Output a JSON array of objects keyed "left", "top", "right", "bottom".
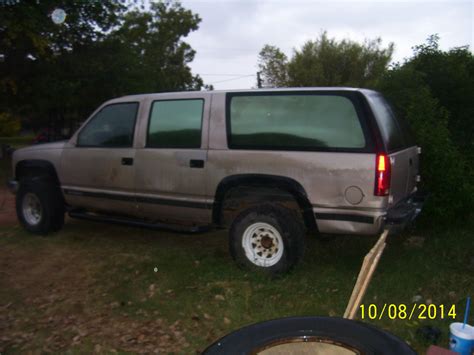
[{"left": 60, "top": 101, "right": 140, "bottom": 216}]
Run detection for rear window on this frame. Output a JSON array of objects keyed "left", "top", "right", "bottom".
[
  {"left": 366, "top": 92, "right": 415, "bottom": 152},
  {"left": 228, "top": 93, "right": 366, "bottom": 150}
]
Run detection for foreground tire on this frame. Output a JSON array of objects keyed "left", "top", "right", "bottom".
[
  {"left": 203, "top": 316, "right": 416, "bottom": 354},
  {"left": 16, "top": 179, "right": 65, "bottom": 234},
  {"left": 229, "top": 204, "right": 304, "bottom": 274}
]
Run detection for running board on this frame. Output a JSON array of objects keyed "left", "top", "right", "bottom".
[{"left": 68, "top": 211, "right": 211, "bottom": 234}]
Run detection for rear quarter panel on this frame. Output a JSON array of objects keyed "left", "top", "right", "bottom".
[
  {"left": 208, "top": 92, "right": 387, "bottom": 234},
  {"left": 207, "top": 150, "right": 381, "bottom": 209}
]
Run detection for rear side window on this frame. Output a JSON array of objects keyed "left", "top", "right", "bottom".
[
  {"left": 77, "top": 102, "right": 138, "bottom": 147},
  {"left": 147, "top": 99, "right": 203, "bottom": 148},
  {"left": 228, "top": 94, "right": 366, "bottom": 150},
  {"left": 366, "top": 92, "right": 415, "bottom": 152}
]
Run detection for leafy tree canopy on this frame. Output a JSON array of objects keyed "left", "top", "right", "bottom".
[
  {"left": 407, "top": 35, "right": 474, "bottom": 163},
  {"left": 376, "top": 35, "right": 473, "bottom": 223},
  {"left": 0, "top": 0, "right": 123, "bottom": 97},
  {"left": 258, "top": 32, "right": 394, "bottom": 88},
  {"left": 0, "top": 0, "right": 203, "bottom": 131}
]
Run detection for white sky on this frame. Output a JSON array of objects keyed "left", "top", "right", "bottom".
[{"left": 179, "top": 0, "right": 473, "bottom": 89}]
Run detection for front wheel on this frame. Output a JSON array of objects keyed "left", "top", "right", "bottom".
[
  {"left": 229, "top": 204, "right": 305, "bottom": 274},
  {"left": 16, "top": 179, "right": 65, "bottom": 235}
]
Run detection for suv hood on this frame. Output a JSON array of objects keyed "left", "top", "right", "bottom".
[{"left": 16, "top": 141, "right": 67, "bottom": 153}]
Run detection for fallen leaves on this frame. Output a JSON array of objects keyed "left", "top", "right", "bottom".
[
  {"left": 203, "top": 313, "right": 212, "bottom": 320},
  {"left": 404, "top": 236, "right": 425, "bottom": 248},
  {"left": 0, "top": 251, "right": 191, "bottom": 355},
  {"left": 214, "top": 294, "right": 225, "bottom": 301}
]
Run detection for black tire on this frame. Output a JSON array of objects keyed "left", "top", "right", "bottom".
[
  {"left": 16, "top": 178, "right": 65, "bottom": 235},
  {"left": 203, "top": 316, "right": 416, "bottom": 354},
  {"left": 229, "top": 204, "right": 304, "bottom": 274}
]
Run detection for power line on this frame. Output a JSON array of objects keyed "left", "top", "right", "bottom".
[
  {"left": 207, "top": 74, "right": 255, "bottom": 84},
  {"left": 199, "top": 73, "right": 254, "bottom": 76}
]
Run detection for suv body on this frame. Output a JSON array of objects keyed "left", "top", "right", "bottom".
[{"left": 9, "top": 88, "right": 423, "bottom": 273}]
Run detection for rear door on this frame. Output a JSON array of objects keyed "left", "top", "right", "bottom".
[
  {"left": 133, "top": 94, "right": 212, "bottom": 224},
  {"left": 365, "top": 92, "right": 419, "bottom": 205}
]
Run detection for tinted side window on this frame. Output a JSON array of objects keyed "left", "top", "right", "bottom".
[
  {"left": 228, "top": 94, "right": 366, "bottom": 149},
  {"left": 147, "top": 99, "right": 203, "bottom": 148},
  {"left": 77, "top": 103, "right": 138, "bottom": 147},
  {"left": 367, "top": 93, "right": 415, "bottom": 151}
]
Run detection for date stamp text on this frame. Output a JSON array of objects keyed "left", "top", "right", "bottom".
[{"left": 359, "top": 304, "right": 457, "bottom": 320}]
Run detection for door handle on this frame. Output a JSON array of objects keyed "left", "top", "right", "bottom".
[
  {"left": 189, "top": 159, "right": 204, "bottom": 168},
  {"left": 121, "top": 157, "right": 134, "bottom": 166}
]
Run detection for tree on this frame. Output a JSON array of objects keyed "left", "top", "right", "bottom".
[
  {"left": 108, "top": 2, "right": 203, "bottom": 94},
  {"left": 0, "top": 0, "right": 124, "bottom": 112},
  {"left": 0, "top": 1, "right": 203, "bottom": 133},
  {"left": 258, "top": 45, "right": 289, "bottom": 87},
  {"left": 257, "top": 32, "right": 394, "bottom": 88},
  {"left": 408, "top": 35, "right": 474, "bottom": 165},
  {"left": 377, "top": 37, "right": 474, "bottom": 223}
]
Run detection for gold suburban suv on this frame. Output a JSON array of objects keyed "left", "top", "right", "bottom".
[{"left": 9, "top": 88, "right": 424, "bottom": 273}]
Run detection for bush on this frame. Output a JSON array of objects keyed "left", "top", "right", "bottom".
[
  {"left": 0, "top": 112, "right": 21, "bottom": 137},
  {"left": 409, "top": 36, "right": 474, "bottom": 166},
  {"left": 377, "top": 65, "right": 474, "bottom": 223}
]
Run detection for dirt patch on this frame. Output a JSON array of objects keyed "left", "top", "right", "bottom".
[
  {"left": 0, "top": 188, "right": 17, "bottom": 226},
  {"left": 0, "top": 241, "right": 190, "bottom": 353},
  {"left": 0, "top": 187, "right": 191, "bottom": 352}
]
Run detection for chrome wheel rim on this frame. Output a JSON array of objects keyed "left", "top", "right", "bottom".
[
  {"left": 242, "top": 222, "right": 284, "bottom": 267},
  {"left": 22, "top": 193, "right": 42, "bottom": 226}
]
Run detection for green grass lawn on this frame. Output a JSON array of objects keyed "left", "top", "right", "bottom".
[
  {"left": 0, "top": 214, "right": 473, "bottom": 353},
  {"left": 0, "top": 137, "right": 473, "bottom": 352}
]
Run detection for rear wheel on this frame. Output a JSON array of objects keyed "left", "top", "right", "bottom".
[
  {"left": 229, "top": 204, "right": 305, "bottom": 274},
  {"left": 16, "top": 179, "right": 65, "bottom": 234}
]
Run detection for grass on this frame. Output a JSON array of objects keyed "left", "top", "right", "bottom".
[
  {"left": 1, "top": 136, "right": 473, "bottom": 352},
  {"left": 0, "top": 215, "right": 473, "bottom": 353}
]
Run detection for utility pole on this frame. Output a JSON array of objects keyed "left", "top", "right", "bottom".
[{"left": 257, "top": 71, "right": 262, "bottom": 89}]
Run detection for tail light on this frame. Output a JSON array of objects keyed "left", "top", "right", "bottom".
[{"left": 375, "top": 153, "right": 391, "bottom": 196}]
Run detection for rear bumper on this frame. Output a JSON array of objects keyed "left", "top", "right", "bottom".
[
  {"left": 313, "top": 208, "right": 386, "bottom": 235},
  {"left": 312, "top": 191, "right": 426, "bottom": 236},
  {"left": 385, "top": 191, "right": 426, "bottom": 231}
]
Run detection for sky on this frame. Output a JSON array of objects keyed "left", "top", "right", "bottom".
[{"left": 179, "top": 0, "right": 473, "bottom": 89}]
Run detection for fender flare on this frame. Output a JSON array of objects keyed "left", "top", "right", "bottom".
[
  {"left": 212, "top": 174, "right": 317, "bottom": 231},
  {"left": 15, "top": 159, "right": 61, "bottom": 186}
]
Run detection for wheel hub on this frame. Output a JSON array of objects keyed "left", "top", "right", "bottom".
[
  {"left": 260, "top": 235, "right": 274, "bottom": 249},
  {"left": 22, "top": 192, "right": 42, "bottom": 226},
  {"left": 242, "top": 222, "right": 284, "bottom": 267}
]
